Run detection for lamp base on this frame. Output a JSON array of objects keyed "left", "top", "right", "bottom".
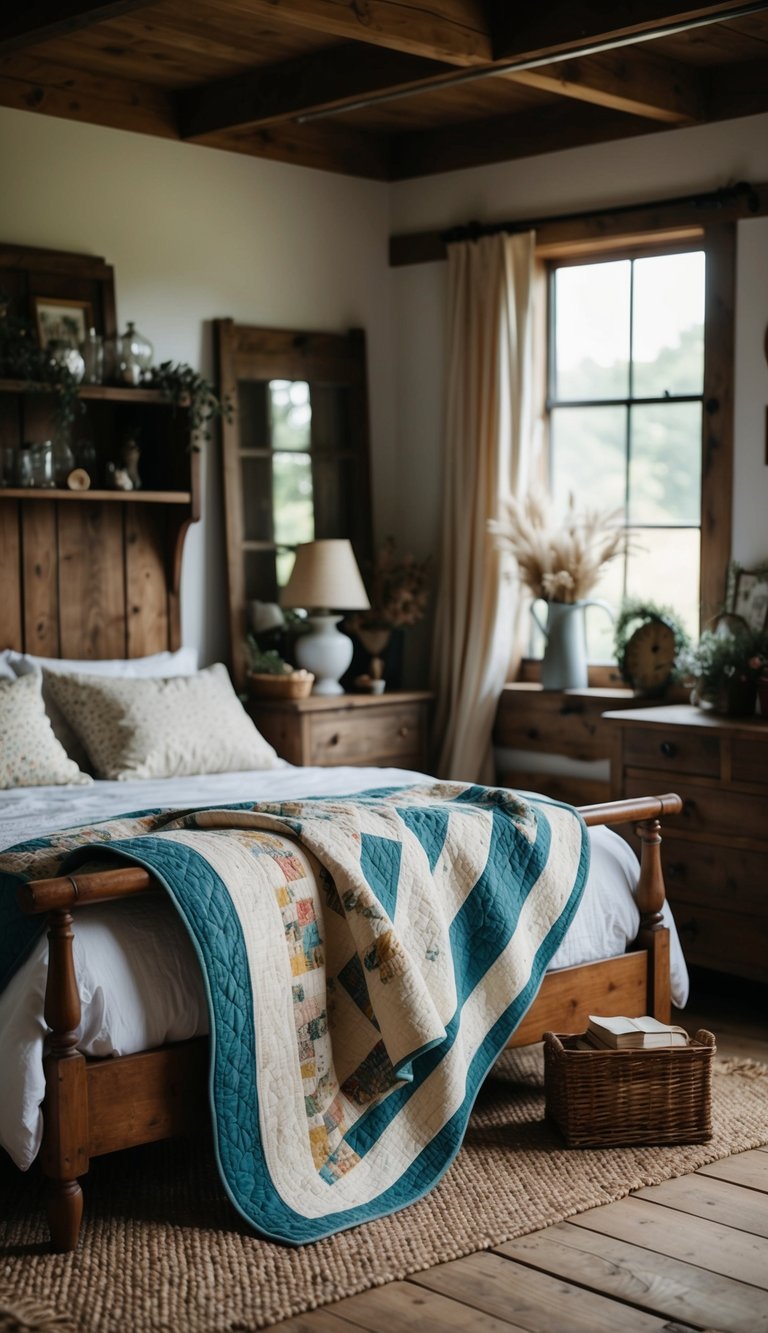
[{"left": 294, "top": 614, "right": 353, "bottom": 696}]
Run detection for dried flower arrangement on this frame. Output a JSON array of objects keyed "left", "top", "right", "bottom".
[
  {"left": 488, "top": 492, "right": 626, "bottom": 604},
  {"left": 346, "top": 538, "right": 430, "bottom": 633}
]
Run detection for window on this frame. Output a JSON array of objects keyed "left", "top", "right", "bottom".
[{"left": 546, "top": 247, "right": 706, "bottom": 660}]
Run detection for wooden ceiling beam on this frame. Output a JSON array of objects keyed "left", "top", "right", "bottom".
[
  {"left": 0, "top": 1, "right": 158, "bottom": 55},
  {"left": 489, "top": 0, "right": 768, "bottom": 62},
  {"left": 218, "top": 0, "right": 493, "bottom": 66},
  {"left": 506, "top": 48, "right": 706, "bottom": 125},
  {"left": 390, "top": 103, "right": 667, "bottom": 180},
  {"left": 179, "top": 44, "right": 452, "bottom": 139}
]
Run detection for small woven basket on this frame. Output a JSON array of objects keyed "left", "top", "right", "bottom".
[
  {"left": 543, "top": 1029, "right": 715, "bottom": 1148},
  {"left": 247, "top": 671, "right": 314, "bottom": 700}
]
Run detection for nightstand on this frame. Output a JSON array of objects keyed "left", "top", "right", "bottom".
[
  {"left": 247, "top": 690, "right": 434, "bottom": 771},
  {"left": 605, "top": 704, "right": 768, "bottom": 983}
]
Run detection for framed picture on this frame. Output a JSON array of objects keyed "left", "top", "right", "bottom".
[
  {"left": 732, "top": 567, "right": 768, "bottom": 633},
  {"left": 34, "top": 297, "right": 92, "bottom": 349}
]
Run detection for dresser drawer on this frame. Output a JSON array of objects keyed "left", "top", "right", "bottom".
[
  {"left": 731, "top": 737, "right": 768, "bottom": 787},
  {"left": 622, "top": 727, "right": 720, "bottom": 777},
  {"left": 624, "top": 774, "right": 767, "bottom": 840},
  {"left": 308, "top": 704, "right": 425, "bottom": 766},
  {"left": 660, "top": 837, "right": 766, "bottom": 917},
  {"left": 673, "top": 902, "right": 768, "bottom": 981}
]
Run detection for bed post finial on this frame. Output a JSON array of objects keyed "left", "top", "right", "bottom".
[{"left": 635, "top": 817, "right": 671, "bottom": 1023}]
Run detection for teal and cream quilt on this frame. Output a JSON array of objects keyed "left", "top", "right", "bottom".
[{"left": 0, "top": 781, "right": 589, "bottom": 1242}]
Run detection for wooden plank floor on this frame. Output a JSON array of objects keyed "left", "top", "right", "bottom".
[{"left": 271, "top": 999, "right": 768, "bottom": 1333}]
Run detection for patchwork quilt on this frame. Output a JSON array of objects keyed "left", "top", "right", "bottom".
[{"left": 0, "top": 781, "right": 589, "bottom": 1243}]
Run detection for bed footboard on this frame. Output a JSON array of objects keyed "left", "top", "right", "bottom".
[{"left": 16, "top": 792, "right": 682, "bottom": 1250}]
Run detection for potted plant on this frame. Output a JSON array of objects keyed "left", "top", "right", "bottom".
[
  {"left": 677, "top": 622, "right": 768, "bottom": 716},
  {"left": 244, "top": 640, "right": 314, "bottom": 699}
]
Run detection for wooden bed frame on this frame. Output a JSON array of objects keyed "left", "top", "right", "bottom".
[{"left": 16, "top": 790, "right": 682, "bottom": 1252}]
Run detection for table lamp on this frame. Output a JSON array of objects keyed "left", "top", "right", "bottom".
[{"left": 281, "top": 539, "right": 370, "bottom": 695}]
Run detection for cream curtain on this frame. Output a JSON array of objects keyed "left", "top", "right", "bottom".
[{"left": 431, "top": 231, "right": 536, "bottom": 782}]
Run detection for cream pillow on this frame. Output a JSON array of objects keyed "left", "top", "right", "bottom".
[
  {"left": 46, "top": 663, "right": 281, "bottom": 780},
  {"left": 0, "top": 674, "right": 92, "bottom": 789},
  {"left": 11, "top": 647, "right": 200, "bottom": 770}
]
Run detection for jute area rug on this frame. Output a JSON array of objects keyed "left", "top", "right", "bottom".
[{"left": 2, "top": 1048, "right": 767, "bottom": 1333}]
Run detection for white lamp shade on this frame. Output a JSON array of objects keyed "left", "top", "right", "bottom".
[{"left": 281, "top": 539, "right": 370, "bottom": 612}]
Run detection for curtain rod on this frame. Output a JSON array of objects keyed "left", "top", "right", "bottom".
[{"left": 440, "top": 181, "right": 760, "bottom": 246}]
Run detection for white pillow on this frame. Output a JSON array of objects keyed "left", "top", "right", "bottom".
[
  {"left": 0, "top": 650, "right": 15, "bottom": 681},
  {"left": 0, "top": 674, "right": 91, "bottom": 789},
  {"left": 10, "top": 647, "right": 199, "bottom": 768},
  {"left": 8, "top": 647, "right": 199, "bottom": 679},
  {"left": 46, "top": 663, "right": 281, "bottom": 780}
]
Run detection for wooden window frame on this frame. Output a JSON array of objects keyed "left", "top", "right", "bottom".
[{"left": 522, "top": 221, "right": 734, "bottom": 679}]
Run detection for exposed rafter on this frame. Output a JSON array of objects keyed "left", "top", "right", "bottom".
[
  {"left": 506, "top": 48, "right": 706, "bottom": 125},
  {"left": 180, "top": 45, "right": 453, "bottom": 140},
  {"left": 0, "top": 1, "right": 158, "bottom": 54}
]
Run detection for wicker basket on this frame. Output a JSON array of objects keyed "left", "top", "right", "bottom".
[
  {"left": 543, "top": 1029, "right": 715, "bottom": 1148},
  {"left": 247, "top": 671, "right": 314, "bottom": 700}
]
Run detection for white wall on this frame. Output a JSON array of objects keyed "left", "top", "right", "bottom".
[
  {"left": 0, "top": 107, "right": 394, "bottom": 665},
  {"left": 390, "top": 112, "right": 768, "bottom": 584}
]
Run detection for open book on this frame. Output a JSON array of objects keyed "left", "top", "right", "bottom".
[{"left": 585, "top": 1015, "right": 689, "bottom": 1049}]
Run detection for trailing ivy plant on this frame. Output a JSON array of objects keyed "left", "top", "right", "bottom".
[
  {"left": 0, "top": 299, "right": 83, "bottom": 434},
  {"left": 146, "top": 360, "right": 232, "bottom": 440}
]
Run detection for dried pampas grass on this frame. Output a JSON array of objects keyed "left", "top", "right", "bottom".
[{"left": 488, "top": 492, "right": 625, "bottom": 604}]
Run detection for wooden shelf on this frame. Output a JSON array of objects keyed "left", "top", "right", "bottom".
[
  {"left": 0, "top": 488, "right": 192, "bottom": 504},
  {"left": 0, "top": 378, "right": 172, "bottom": 405}
]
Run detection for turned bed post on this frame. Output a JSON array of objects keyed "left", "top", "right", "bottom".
[
  {"left": 40, "top": 901, "right": 89, "bottom": 1251},
  {"left": 634, "top": 816, "right": 672, "bottom": 1023}
]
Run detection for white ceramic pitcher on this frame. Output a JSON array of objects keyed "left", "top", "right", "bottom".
[{"left": 531, "top": 599, "right": 614, "bottom": 690}]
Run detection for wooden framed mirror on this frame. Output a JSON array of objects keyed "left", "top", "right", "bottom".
[{"left": 215, "top": 320, "right": 372, "bottom": 687}]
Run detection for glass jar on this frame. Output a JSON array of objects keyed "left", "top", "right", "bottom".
[
  {"left": 0, "top": 445, "right": 17, "bottom": 487},
  {"left": 15, "top": 444, "right": 34, "bottom": 487},
  {"left": 52, "top": 434, "right": 76, "bottom": 488},
  {"left": 30, "top": 440, "right": 56, "bottom": 488},
  {"left": 80, "top": 327, "right": 104, "bottom": 384},
  {"left": 47, "top": 338, "right": 85, "bottom": 383},
  {"left": 118, "top": 322, "right": 153, "bottom": 386}
]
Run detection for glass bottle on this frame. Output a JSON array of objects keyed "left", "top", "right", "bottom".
[
  {"left": 80, "top": 327, "right": 104, "bottom": 384},
  {"left": 30, "top": 440, "right": 56, "bottom": 488},
  {"left": 118, "top": 322, "right": 154, "bottom": 386},
  {"left": 16, "top": 444, "right": 34, "bottom": 487},
  {"left": 52, "top": 433, "right": 76, "bottom": 488}
]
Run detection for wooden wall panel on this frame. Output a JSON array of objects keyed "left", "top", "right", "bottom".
[
  {"left": 21, "top": 502, "right": 60, "bottom": 655},
  {"left": 0, "top": 498, "right": 22, "bottom": 649},
  {"left": 57, "top": 503, "right": 127, "bottom": 659},
  {"left": 125, "top": 505, "right": 170, "bottom": 656}
]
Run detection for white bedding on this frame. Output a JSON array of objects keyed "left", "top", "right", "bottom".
[{"left": 0, "top": 766, "right": 688, "bottom": 1170}]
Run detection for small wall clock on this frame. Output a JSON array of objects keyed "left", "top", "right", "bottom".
[{"left": 614, "top": 602, "right": 688, "bottom": 695}]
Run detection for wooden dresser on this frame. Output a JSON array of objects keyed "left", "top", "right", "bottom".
[
  {"left": 493, "top": 683, "right": 641, "bottom": 805},
  {"left": 605, "top": 704, "right": 768, "bottom": 983},
  {"left": 247, "top": 690, "right": 433, "bottom": 771}
]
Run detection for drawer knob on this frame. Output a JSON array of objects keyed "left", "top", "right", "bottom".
[
  {"left": 678, "top": 918, "right": 699, "bottom": 939},
  {"left": 329, "top": 733, "right": 340, "bottom": 746},
  {"left": 659, "top": 741, "right": 676, "bottom": 758},
  {"left": 667, "top": 862, "right": 685, "bottom": 879},
  {"left": 526, "top": 728, "right": 539, "bottom": 741},
  {"left": 398, "top": 725, "right": 410, "bottom": 738},
  {"left": 682, "top": 799, "right": 697, "bottom": 818}
]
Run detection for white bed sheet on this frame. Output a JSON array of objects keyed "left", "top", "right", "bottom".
[{"left": 0, "top": 767, "right": 688, "bottom": 1170}]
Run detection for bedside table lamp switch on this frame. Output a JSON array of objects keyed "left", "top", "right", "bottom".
[{"left": 282, "top": 539, "right": 370, "bottom": 696}]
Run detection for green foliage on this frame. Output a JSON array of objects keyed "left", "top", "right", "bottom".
[
  {"left": 244, "top": 639, "right": 292, "bottom": 675},
  {"left": 677, "top": 624, "right": 768, "bottom": 696},
  {"left": 147, "top": 361, "right": 232, "bottom": 439},
  {"left": 0, "top": 301, "right": 83, "bottom": 434}
]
